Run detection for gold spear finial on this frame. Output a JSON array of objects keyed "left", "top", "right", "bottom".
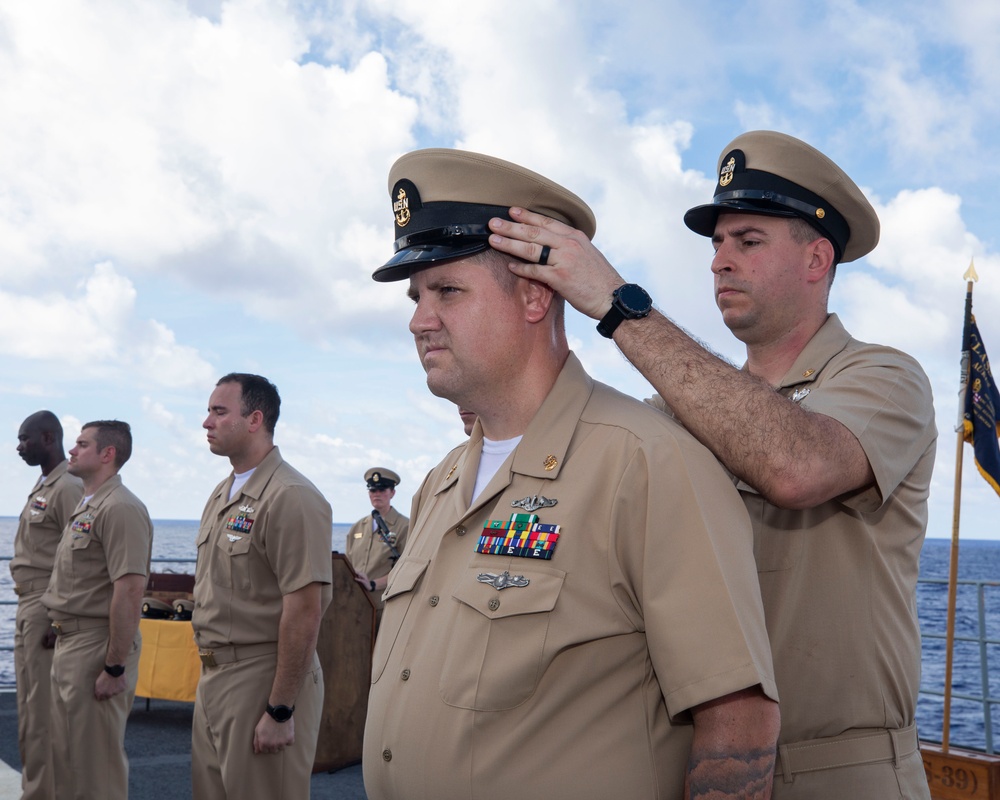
[{"left": 963, "top": 258, "right": 979, "bottom": 282}]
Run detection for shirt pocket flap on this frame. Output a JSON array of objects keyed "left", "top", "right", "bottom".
[
  {"left": 452, "top": 565, "right": 564, "bottom": 620},
  {"left": 383, "top": 557, "right": 429, "bottom": 602}
]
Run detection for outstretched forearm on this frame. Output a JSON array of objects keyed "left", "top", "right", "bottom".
[
  {"left": 616, "top": 309, "right": 873, "bottom": 508},
  {"left": 687, "top": 686, "right": 779, "bottom": 800}
]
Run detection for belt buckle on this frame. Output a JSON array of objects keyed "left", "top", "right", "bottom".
[
  {"left": 199, "top": 650, "right": 217, "bottom": 668},
  {"left": 13, "top": 584, "right": 23, "bottom": 597},
  {"left": 51, "top": 621, "right": 62, "bottom": 635}
]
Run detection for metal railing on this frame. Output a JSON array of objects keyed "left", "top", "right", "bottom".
[
  {"left": 917, "top": 577, "right": 1000, "bottom": 754},
  {"left": 0, "top": 556, "right": 195, "bottom": 686}
]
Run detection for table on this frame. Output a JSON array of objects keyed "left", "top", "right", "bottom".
[{"left": 136, "top": 618, "right": 200, "bottom": 702}]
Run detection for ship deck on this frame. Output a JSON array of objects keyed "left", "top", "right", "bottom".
[{"left": 0, "top": 689, "right": 368, "bottom": 799}]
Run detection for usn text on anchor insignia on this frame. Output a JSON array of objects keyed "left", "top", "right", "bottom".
[
  {"left": 511, "top": 495, "right": 557, "bottom": 513},
  {"left": 477, "top": 571, "right": 530, "bottom": 591}
]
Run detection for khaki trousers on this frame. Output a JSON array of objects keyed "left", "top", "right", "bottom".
[
  {"left": 14, "top": 591, "right": 55, "bottom": 800},
  {"left": 49, "top": 624, "right": 141, "bottom": 800},
  {"left": 192, "top": 650, "right": 323, "bottom": 800}
]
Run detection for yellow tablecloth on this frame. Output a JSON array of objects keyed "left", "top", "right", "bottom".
[{"left": 136, "top": 618, "right": 200, "bottom": 702}]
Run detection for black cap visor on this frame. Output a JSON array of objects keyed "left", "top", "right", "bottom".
[
  {"left": 372, "top": 237, "right": 493, "bottom": 282},
  {"left": 684, "top": 199, "right": 799, "bottom": 238}
]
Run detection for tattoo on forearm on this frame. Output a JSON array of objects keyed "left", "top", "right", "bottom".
[{"left": 687, "top": 745, "right": 776, "bottom": 799}]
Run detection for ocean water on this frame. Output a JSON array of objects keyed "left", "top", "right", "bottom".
[{"left": 0, "top": 519, "right": 996, "bottom": 751}]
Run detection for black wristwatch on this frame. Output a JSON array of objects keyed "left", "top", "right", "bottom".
[
  {"left": 266, "top": 703, "right": 295, "bottom": 723},
  {"left": 596, "top": 283, "right": 653, "bottom": 338},
  {"left": 103, "top": 663, "right": 126, "bottom": 677}
]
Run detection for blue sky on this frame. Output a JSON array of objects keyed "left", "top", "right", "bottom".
[{"left": 1, "top": 0, "right": 999, "bottom": 540}]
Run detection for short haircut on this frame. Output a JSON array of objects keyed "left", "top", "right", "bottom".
[
  {"left": 82, "top": 420, "right": 132, "bottom": 469},
  {"left": 472, "top": 248, "right": 566, "bottom": 328},
  {"left": 24, "top": 410, "right": 63, "bottom": 442},
  {"left": 787, "top": 216, "right": 838, "bottom": 284},
  {"left": 217, "top": 373, "right": 281, "bottom": 434}
]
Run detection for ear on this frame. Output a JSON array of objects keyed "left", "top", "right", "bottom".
[
  {"left": 520, "top": 278, "right": 556, "bottom": 324},
  {"left": 246, "top": 409, "right": 265, "bottom": 433},
  {"left": 804, "top": 236, "right": 836, "bottom": 285},
  {"left": 100, "top": 446, "right": 117, "bottom": 466}
]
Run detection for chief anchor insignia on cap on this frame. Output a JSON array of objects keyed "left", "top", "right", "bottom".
[
  {"left": 394, "top": 187, "right": 411, "bottom": 227},
  {"left": 719, "top": 156, "right": 736, "bottom": 188}
]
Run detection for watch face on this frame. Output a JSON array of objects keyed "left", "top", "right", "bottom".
[
  {"left": 616, "top": 284, "right": 652, "bottom": 315},
  {"left": 268, "top": 704, "right": 294, "bottom": 722}
]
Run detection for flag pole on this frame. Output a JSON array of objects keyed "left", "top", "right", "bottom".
[{"left": 942, "top": 259, "right": 978, "bottom": 752}]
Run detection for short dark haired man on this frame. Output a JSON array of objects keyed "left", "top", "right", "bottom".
[
  {"left": 11, "top": 410, "right": 83, "bottom": 800},
  {"left": 488, "top": 130, "right": 936, "bottom": 799},
  {"left": 42, "top": 420, "right": 153, "bottom": 800},
  {"left": 192, "top": 373, "right": 333, "bottom": 799},
  {"left": 363, "top": 149, "right": 780, "bottom": 799}
]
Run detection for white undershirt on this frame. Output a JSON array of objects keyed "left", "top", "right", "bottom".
[
  {"left": 229, "top": 468, "right": 255, "bottom": 501},
  {"left": 472, "top": 435, "right": 522, "bottom": 504}
]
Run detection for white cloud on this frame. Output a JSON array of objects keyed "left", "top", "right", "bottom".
[{"left": 0, "top": 261, "right": 214, "bottom": 388}]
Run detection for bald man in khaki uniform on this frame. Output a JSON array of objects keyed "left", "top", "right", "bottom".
[
  {"left": 490, "top": 131, "right": 935, "bottom": 798},
  {"left": 41, "top": 420, "right": 153, "bottom": 800},
  {"left": 346, "top": 467, "right": 408, "bottom": 612},
  {"left": 11, "top": 411, "right": 83, "bottom": 800},
  {"left": 192, "top": 373, "right": 333, "bottom": 800},
  {"left": 364, "top": 149, "right": 780, "bottom": 799}
]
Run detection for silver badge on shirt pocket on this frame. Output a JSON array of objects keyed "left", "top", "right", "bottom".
[{"left": 477, "top": 571, "right": 530, "bottom": 591}]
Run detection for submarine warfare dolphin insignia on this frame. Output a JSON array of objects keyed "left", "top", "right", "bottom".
[
  {"left": 477, "top": 571, "right": 530, "bottom": 591},
  {"left": 511, "top": 495, "right": 557, "bottom": 513}
]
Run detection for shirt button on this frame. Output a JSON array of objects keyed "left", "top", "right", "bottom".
[
  {"left": 455, "top": 526, "right": 467, "bottom": 536},
  {"left": 401, "top": 669, "right": 410, "bottom": 681},
  {"left": 488, "top": 597, "right": 500, "bottom": 611},
  {"left": 429, "top": 596, "right": 439, "bottom": 607},
  {"left": 382, "top": 749, "right": 392, "bottom": 762}
]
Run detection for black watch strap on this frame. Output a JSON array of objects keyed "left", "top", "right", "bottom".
[
  {"left": 369, "top": 579, "right": 377, "bottom": 592},
  {"left": 266, "top": 703, "right": 295, "bottom": 723},
  {"left": 596, "top": 284, "right": 652, "bottom": 338},
  {"left": 104, "top": 663, "right": 126, "bottom": 677}
]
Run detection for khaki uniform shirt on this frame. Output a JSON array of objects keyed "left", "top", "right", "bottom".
[
  {"left": 42, "top": 475, "right": 153, "bottom": 620},
  {"left": 364, "top": 354, "right": 776, "bottom": 800},
  {"left": 740, "top": 314, "right": 936, "bottom": 743},
  {"left": 193, "top": 446, "right": 333, "bottom": 650},
  {"left": 10, "top": 460, "right": 83, "bottom": 586},
  {"left": 345, "top": 506, "right": 409, "bottom": 608}
]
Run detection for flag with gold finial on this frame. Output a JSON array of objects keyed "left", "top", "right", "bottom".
[{"left": 962, "top": 259, "right": 1000, "bottom": 497}]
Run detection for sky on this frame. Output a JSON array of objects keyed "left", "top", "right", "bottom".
[{"left": 1, "top": 0, "right": 999, "bottom": 540}]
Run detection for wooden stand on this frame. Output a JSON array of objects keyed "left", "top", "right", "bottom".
[
  {"left": 145, "top": 571, "right": 195, "bottom": 604},
  {"left": 313, "top": 553, "right": 376, "bottom": 773},
  {"left": 922, "top": 743, "right": 1000, "bottom": 799}
]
